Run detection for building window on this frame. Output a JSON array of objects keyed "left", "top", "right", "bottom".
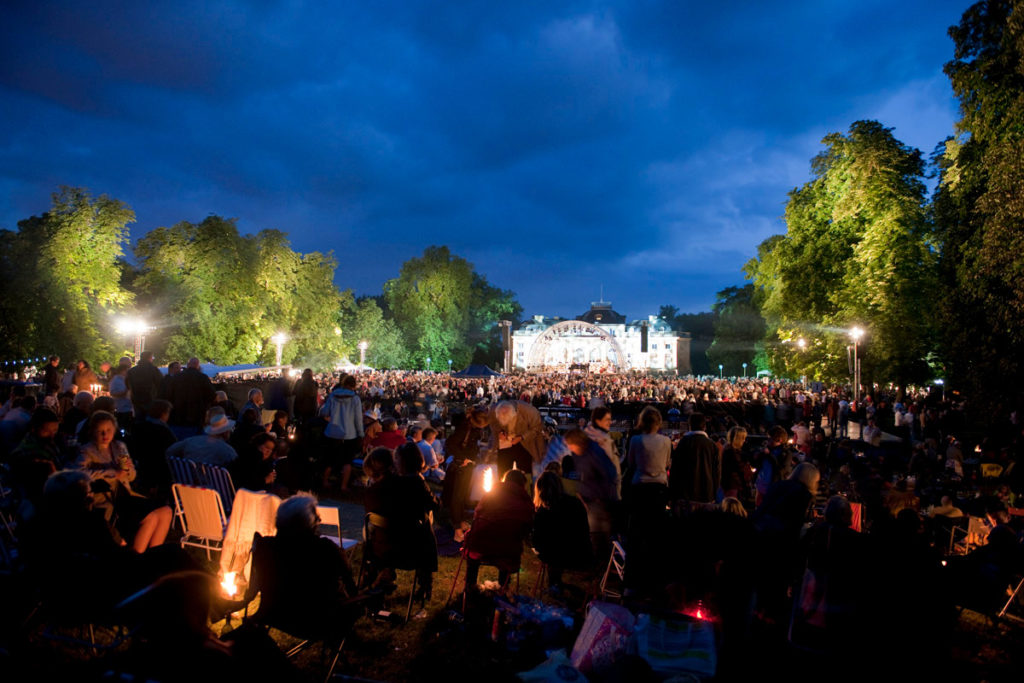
[{"left": 651, "top": 343, "right": 658, "bottom": 351}]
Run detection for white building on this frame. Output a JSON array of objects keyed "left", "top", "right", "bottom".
[{"left": 512, "top": 301, "right": 691, "bottom": 373}]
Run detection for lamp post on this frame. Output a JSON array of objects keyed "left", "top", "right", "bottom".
[
  {"left": 425, "top": 356, "right": 431, "bottom": 372},
  {"left": 718, "top": 364, "right": 723, "bottom": 378},
  {"left": 272, "top": 333, "right": 288, "bottom": 367},
  {"left": 116, "top": 318, "right": 151, "bottom": 364},
  {"left": 358, "top": 340, "right": 368, "bottom": 366},
  {"left": 447, "top": 359, "right": 452, "bottom": 373},
  {"left": 850, "top": 327, "right": 863, "bottom": 404},
  {"left": 742, "top": 362, "right": 748, "bottom": 378}
]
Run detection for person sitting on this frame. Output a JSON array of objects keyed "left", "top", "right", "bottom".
[
  {"left": 230, "top": 407, "right": 265, "bottom": 454},
  {"left": 368, "top": 417, "right": 406, "bottom": 451},
  {"left": 20, "top": 470, "right": 193, "bottom": 616},
  {"left": 927, "top": 495, "right": 964, "bottom": 519},
  {"left": 213, "top": 390, "right": 238, "bottom": 420},
  {"left": 59, "top": 390, "right": 93, "bottom": 441},
  {"left": 240, "top": 388, "right": 266, "bottom": 427},
  {"left": 464, "top": 468, "right": 534, "bottom": 593},
  {"left": 167, "top": 408, "right": 239, "bottom": 466},
  {"left": 233, "top": 432, "right": 280, "bottom": 494},
  {"left": 9, "top": 408, "right": 62, "bottom": 508},
  {"left": 367, "top": 443, "right": 438, "bottom": 604},
  {"left": 269, "top": 410, "right": 289, "bottom": 440},
  {"left": 247, "top": 494, "right": 360, "bottom": 638},
  {"left": 532, "top": 471, "right": 592, "bottom": 590},
  {"left": 76, "top": 410, "right": 173, "bottom": 553},
  {"left": 127, "top": 399, "right": 177, "bottom": 501},
  {"left": 418, "top": 426, "right": 444, "bottom": 481}
]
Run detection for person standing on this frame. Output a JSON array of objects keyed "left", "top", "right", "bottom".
[
  {"left": 108, "top": 357, "right": 135, "bottom": 432},
  {"left": 43, "top": 355, "right": 62, "bottom": 396},
  {"left": 669, "top": 412, "right": 720, "bottom": 505},
  {"left": 126, "top": 351, "right": 163, "bottom": 417},
  {"left": 320, "top": 374, "right": 364, "bottom": 494},
  {"left": 565, "top": 428, "right": 620, "bottom": 561},
  {"left": 475, "top": 400, "right": 547, "bottom": 478},
  {"left": 167, "top": 358, "right": 214, "bottom": 439}
]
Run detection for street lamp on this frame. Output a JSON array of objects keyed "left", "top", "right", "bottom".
[
  {"left": 797, "top": 338, "right": 806, "bottom": 350},
  {"left": 272, "top": 332, "right": 288, "bottom": 366},
  {"left": 116, "top": 318, "right": 151, "bottom": 363},
  {"left": 425, "top": 356, "right": 431, "bottom": 372},
  {"left": 742, "top": 362, "right": 748, "bottom": 378},
  {"left": 447, "top": 359, "right": 453, "bottom": 373},
  {"left": 850, "top": 327, "right": 864, "bottom": 404},
  {"left": 718, "top": 363, "right": 723, "bottom": 378},
  {"left": 358, "top": 340, "right": 368, "bottom": 366}
]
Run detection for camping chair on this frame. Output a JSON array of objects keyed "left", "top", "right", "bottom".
[
  {"left": 952, "top": 516, "right": 990, "bottom": 556},
  {"left": 166, "top": 455, "right": 198, "bottom": 486},
  {"left": 358, "top": 512, "right": 422, "bottom": 622},
  {"left": 194, "top": 462, "right": 237, "bottom": 516},
  {"left": 998, "top": 574, "right": 1024, "bottom": 624},
  {"left": 446, "top": 515, "right": 527, "bottom": 610},
  {"left": 599, "top": 540, "right": 627, "bottom": 602},
  {"left": 245, "top": 533, "right": 370, "bottom": 683},
  {"left": 316, "top": 504, "right": 358, "bottom": 552},
  {"left": 172, "top": 483, "right": 228, "bottom": 560},
  {"left": 0, "top": 465, "right": 18, "bottom": 543}
]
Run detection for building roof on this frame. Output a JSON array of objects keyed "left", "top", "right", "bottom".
[{"left": 577, "top": 301, "right": 626, "bottom": 325}]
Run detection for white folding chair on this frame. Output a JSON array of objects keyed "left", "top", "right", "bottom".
[
  {"left": 173, "top": 483, "right": 228, "bottom": 560},
  {"left": 316, "top": 505, "right": 358, "bottom": 552},
  {"left": 599, "top": 540, "right": 627, "bottom": 602},
  {"left": 999, "top": 574, "right": 1024, "bottom": 623}
]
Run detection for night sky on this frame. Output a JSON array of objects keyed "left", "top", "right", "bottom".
[{"left": 1, "top": 1, "right": 967, "bottom": 320}]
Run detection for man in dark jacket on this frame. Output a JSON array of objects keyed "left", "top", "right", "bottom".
[
  {"left": 43, "top": 356, "right": 62, "bottom": 395},
  {"left": 126, "top": 351, "right": 164, "bottom": 417},
  {"left": 167, "top": 358, "right": 214, "bottom": 438},
  {"left": 669, "top": 412, "right": 721, "bottom": 504}
]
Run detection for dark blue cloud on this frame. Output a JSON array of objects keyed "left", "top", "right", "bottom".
[{"left": 0, "top": 0, "right": 966, "bottom": 321}]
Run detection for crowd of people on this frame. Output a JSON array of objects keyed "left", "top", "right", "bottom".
[{"left": 2, "top": 354, "right": 1023, "bottom": 678}]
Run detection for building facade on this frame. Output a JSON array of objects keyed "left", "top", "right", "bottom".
[{"left": 512, "top": 301, "right": 692, "bottom": 373}]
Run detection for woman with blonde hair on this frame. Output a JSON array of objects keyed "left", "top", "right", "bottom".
[
  {"left": 76, "top": 410, "right": 172, "bottom": 553},
  {"left": 721, "top": 496, "right": 748, "bottom": 518}
]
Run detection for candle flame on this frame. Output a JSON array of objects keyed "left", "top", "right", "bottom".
[
  {"left": 221, "top": 571, "right": 237, "bottom": 598},
  {"left": 483, "top": 467, "right": 494, "bottom": 493},
  {"left": 695, "top": 607, "right": 703, "bottom": 619}
]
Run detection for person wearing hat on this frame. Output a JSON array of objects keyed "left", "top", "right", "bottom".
[{"left": 165, "top": 407, "right": 238, "bottom": 466}]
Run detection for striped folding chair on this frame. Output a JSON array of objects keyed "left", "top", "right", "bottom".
[{"left": 194, "top": 462, "right": 237, "bottom": 517}]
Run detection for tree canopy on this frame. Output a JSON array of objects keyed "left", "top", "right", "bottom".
[
  {"left": 705, "top": 284, "right": 766, "bottom": 377},
  {"left": 134, "top": 216, "right": 346, "bottom": 368},
  {"left": 933, "top": 0, "right": 1024, "bottom": 412},
  {"left": 0, "top": 186, "right": 134, "bottom": 363},
  {"left": 745, "top": 120, "right": 936, "bottom": 385},
  {"left": 384, "top": 246, "right": 521, "bottom": 371}
]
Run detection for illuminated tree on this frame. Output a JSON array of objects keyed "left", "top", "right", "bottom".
[
  {"left": 384, "top": 246, "right": 521, "bottom": 370},
  {"left": 747, "top": 121, "right": 936, "bottom": 385},
  {"left": 0, "top": 186, "right": 134, "bottom": 363},
  {"left": 135, "top": 216, "right": 346, "bottom": 365}
]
